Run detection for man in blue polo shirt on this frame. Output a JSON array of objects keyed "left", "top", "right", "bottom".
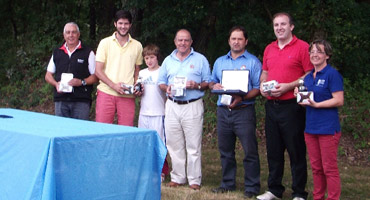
[
  {"left": 209, "top": 26, "right": 261, "bottom": 198},
  {"left": 209, "top": 26, "right": 262, "bottom": 198},
  {"left": 158, "top": 29, "right": 211, "bottom": 190}
]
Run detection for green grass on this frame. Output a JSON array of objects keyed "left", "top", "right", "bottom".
[
  {"left": 1, "top": 74, "right": 368, "bottom": 199},
  {"left": 161, "top": 139, "right": 370, "bottom": 200}
]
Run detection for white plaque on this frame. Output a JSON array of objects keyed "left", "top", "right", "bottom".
[
  {"left": 212, "top": 70, "right": 250, "bottom": 95},
  {"left": 59, "top": 73, "right": 73, "bottom": 93},
  {"left": 171, "top": 76, "right": 187, "bottom": 97}
]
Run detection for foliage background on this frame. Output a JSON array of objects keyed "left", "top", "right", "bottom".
[{"left": 0, "top": 0, "right": 369, "bottom": 148}]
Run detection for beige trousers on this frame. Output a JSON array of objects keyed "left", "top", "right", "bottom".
[{"left": 165, "top": 99, "right": 203, "bottom": 185}]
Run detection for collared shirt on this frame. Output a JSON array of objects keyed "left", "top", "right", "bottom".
[
  {"left": 304, "top": 64, "right": 343, "bottom": 134},
  {"left": 95, "top": 32, "right": 143, "bottom": 97},
  {"left": 157, "top": 48, "right": 211, "bottom": 101},
  {"left": 262, "top": 35, "right": 313, "bottom": 100},
  {"left": 47, "top": 41, "right": 96, "bottom": 74},
  {"left": 211, "top": 50, "right": 262, "bottom": 106}
]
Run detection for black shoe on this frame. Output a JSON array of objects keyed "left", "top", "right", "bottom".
[
  {"left": 211, "top": 187, "right": 234, "bottom": 193},
  {"left": 244, "top": 191, "right": 257, "bottom": 198}
]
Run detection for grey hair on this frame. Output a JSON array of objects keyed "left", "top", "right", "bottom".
[{"left": 63, "top": 22, "right": 80, "bottom": 33}]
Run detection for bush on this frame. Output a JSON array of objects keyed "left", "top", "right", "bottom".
[{"left": 341, "top": 76, "right": 370, "bottom": 148}]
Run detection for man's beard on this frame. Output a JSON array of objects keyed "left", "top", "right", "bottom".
[{"left": 117, "top": 29, "right": 129, "bottom": 37}]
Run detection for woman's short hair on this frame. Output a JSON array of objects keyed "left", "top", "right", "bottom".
[{"left": 309, "top": 39, "right": 333, "bottom": 61}]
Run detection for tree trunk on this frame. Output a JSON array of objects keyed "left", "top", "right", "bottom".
[{"left": 89, "top": 0, "right": 96, "bottom": 41}]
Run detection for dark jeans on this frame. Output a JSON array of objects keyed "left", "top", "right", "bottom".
[
  {"left": 217, "top": 105, "right": 260, "bottom": 194},
  {"left": 55, "top": 101, "right": 90, "bottom": 120},
  {"left": 265, "top": 100, "right": 308, "bottom": 199}
]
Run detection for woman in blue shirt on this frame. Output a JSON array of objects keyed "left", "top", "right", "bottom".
[{"left": 295, "top": 39, "right": 344, "bottom": 200}]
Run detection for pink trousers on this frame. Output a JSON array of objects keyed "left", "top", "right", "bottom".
[
  {"left": 95, "top": 90, "right": 135, "bottom": 126},
  {"left": 305, "top": 132, "right": 341, "bottom": 200}
]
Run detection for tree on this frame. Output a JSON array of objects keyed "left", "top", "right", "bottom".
[{"left": 0, "top": 0, "right": 369, "bottom": 85}]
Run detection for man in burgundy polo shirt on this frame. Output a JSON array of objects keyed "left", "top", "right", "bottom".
[{"left": 257, "top": 12, "right": 313, "bottom": 200}]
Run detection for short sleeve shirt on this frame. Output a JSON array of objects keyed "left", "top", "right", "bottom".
[
  {"left": 304, "top": 64, "right": 343, "bottom": 134},
  {"left": 262, "top": 35, "right": 313, "bottom": 100},
  {"left": 96, "top": 33, "right": 143, "bottom": 97},
  {"left": 211, "top": 50, "right": 262, "bottom": 106},
  {"left": 47, "top": 41, "right": 96, "bottom": 74},
  {"left": 157, "top": 48, "right": 211, "bottom": 101},
  {"left": 139, "top": 67, "right": 166, "bottom": 116}
]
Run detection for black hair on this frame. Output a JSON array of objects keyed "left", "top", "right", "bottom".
[
  {"left": 114, "top": 10, "right": 132, "bottom": 24},
  {"left": 228, "top": 26, "right": 248, "bottom": 39}
]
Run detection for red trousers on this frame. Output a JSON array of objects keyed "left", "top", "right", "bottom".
[
  {"left": 305, "top": 132, "right": 341, "bottom": 200},
  {"left": 162, "top": 158, "right": 169, "bottom": 175},
  {"left": 95, "top": 90, "right": 135, "bottom": 126}
]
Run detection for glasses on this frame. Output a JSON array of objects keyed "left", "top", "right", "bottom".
[{"left": 309, "top": 50, "right": 325, "bottom": 55}]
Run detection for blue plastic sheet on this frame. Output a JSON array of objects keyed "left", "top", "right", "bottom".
[{"left": 0, "top": 108, "right": 166, "bottom": 200}]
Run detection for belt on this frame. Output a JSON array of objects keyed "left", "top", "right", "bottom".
[
  {"left": 220, "top": 104, "right": 249, "bottom": 110},
  {"left": 267, "top": 98, "right": 296, "bottom": 105},
  {"left": 168, "top": 97, "right": 201, "bottom": 105}
]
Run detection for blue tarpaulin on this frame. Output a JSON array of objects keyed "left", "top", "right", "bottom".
[{"left": 0, "top": 108, "right": 166, "bottom": 200}]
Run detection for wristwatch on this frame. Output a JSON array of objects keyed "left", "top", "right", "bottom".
[
  {"left": 81, "top": 79, "right": 87, "bottom": 86},
  {"left": 198, "top": 84, "right": 201, "bottom": 90}
]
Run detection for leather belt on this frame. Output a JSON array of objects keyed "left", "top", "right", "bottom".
[
  {"left": 231, "top": 104, "right": 248, "bottom": 110},
  {"left": 220, "top": 104, "right": 249, "bottom": 110},
  {"left": 267, "top": 98, "right": 296, "bottom": 105},
  {"left": 168, "top": 97, "right": 201, "bottom": 105}
]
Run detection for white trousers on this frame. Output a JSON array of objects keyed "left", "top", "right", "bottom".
[
  {"left": 165, "top": 99, "right": 203, "bottom": 185},
  {"left": 138, "top": 115, "right": 165, "bottom": 144}
]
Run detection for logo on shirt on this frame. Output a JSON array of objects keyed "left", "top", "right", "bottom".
[
  {"left": 240, "top": 65, "right": 246, "bottom": 70},
  {"left": 77, "top": 59, "right": 84, "bottom": 63},
  {"left": 190, "top": 64, "right": 195, "bottom": 69},
  {"left": 143, "top": 76, "right": 155, "bottom": 85},
  {"left": 316, "top": 79, "right": 325, "bottom": 87}
]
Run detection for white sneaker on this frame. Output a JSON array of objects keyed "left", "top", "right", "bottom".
[
  {"left": 292, "top": 197, "right": 305, "bottom": 200},
  {"left": 256, "top": 191, "right": 280, "bottom": 200}
]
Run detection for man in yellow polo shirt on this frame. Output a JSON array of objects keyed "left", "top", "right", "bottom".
[{"left": 95, "top": 10, "right": 143, "bottom": 126}]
